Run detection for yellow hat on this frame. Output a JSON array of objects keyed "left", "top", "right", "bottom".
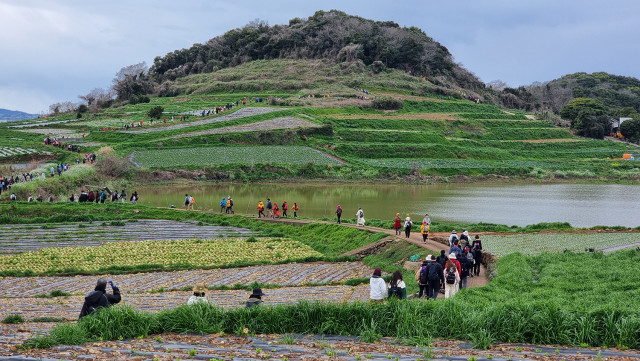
[{"left": 193, "top": 284, "right": 207, "bottom": 293}]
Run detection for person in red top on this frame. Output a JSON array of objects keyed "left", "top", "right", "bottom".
[
  {"left": 393, "top": 213, "right": 402, "bottom": 235},
  {"left": 293, "top": 202, "right": 299, "bottom": 218},
  {"left": 273, "top": 202, "right": 281, "bottom": 219},
  {"left": 282, "top": 201, "right": 288, "bottom": 217}
]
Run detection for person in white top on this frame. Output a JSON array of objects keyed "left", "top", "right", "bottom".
[
  {"left": 356, "top": 207, "right": 366, "bottom": 226},
  {"left": 444, "top": 253, "right": 460, "bottom": 299},
  {"left": 448, "top": 230, "right": 459, "bottom": 247},
  {"left": 369, "top": 268, "right": 386, "bottom": 301},
  {"left": 187, "top": 284, "right": 209, "bottom": 305}
]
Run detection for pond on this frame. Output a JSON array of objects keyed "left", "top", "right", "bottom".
[{"left": 136, "top": 182, "right": 640, "bottom": 228}]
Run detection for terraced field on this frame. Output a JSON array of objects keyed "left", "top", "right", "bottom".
[
  {"left": 131, "top": 146, "right": 343, "bottom": 168},
  {"left": 482, "top": 232, "right": 640, "bottom": 256},
  {"left": 167, "top": 117, "right": 320, "bottom": 139},
  {"left": 0, "top": 220, "right": 253, "bottom": 255},
  {"left": 129, "top": 107, "right": 282, "bottom": 133},
  {"left": 0, "top": 146, "right": 49, "bottom": 158}
]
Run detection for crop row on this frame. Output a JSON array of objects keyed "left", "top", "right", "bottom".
[
  {"left": 482, "top": 232, "right": 640, "bottom": 256},
  {"left": 0, "top": 146, "right": 46, "bottom": 158},
  {"left": 132, "top": 146, "right": 342, "bottom": 168},
  {"left": 361, "top": 158, "right": 550, "bottom": 169},
  {"left": 0, "top": 238, "right": 322, "bottom": 274}
]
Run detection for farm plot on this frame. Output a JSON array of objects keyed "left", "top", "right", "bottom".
[
  {"left": 129, "top": 107, "right": 283, "bottom": 133},
  {"left": 0, "top": 262, "right": 373, "bottom": 296},
  {"left": 0, "top": 238, "right": 323, "bottom": 274},
  {"left": 167, "top": 117, "right": 321, "bottom": 139},
  {"left": 482, "top": 232, "right": 640, "bottom": 256},
  {"left": 362, "top": 158, "right": 549, "bottom": 169},
  {"left": 0, "top": 285, "right": 370, "bottom": 320},
  {"left": 0, "top": 220, "right": 254, "bottom": 255},
  {"left": 16, "top": 128, "right": 84, "bottom": 138},
  {"left": 132, "top": 146, "right": 343, "bottom": 168},
  {"left": 0, "top": 146, "right": 49, "bottom": 158}
]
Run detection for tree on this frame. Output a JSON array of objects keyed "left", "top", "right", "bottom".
[
  {"left": 112, "top": 62, "right": 153, "bottom": 101},
  {"left": 560, "top": 97, "right": 607, "bottom": 128},
  {"left": 573, "top": 109, "right": 611, "bottom": 139},
  {"left": 79, "top": 88, "right": 113, "bottom": 109},
  {"left": 147, "top": 106, "right": 164, "bottom": 119},
  {"left": 620, "top": 117, "right": 640, "bottom": 142},
  {"left": 488, "top": 80, "right": 508, "bottom": 90}
]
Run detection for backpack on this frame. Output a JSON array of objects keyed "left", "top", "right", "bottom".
[
  {"left": 446, "top": 266, "right": 456, "bottom": 284},
  {"left": 283, "top": 203, "right": 287, "bottom": 210},
  {"left": 359, "top": 210, "right": 364, "bottom": 218},
  {"left": 428, "top": 263, "right": 440, "bottom": 282},
  {"left": 229, "top": 199, "right": 233, "bottom": 206},
  {"left": 419, "top": 266, "right": 429, "bottom": 284},
  {"left": 389, "top": 286, "right": 402, "bottom": 299},
  {"left": 460, "top": 259, "right": 470, "bottom": 277}
]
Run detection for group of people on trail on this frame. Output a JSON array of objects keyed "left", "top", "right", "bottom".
[
  {"left": 79, "top": 278, "right": 264, "bottom": 319},
  {"left": 220, "top": 196, "right": 234, "bottom": 214},
  {"left": 393, "top": 213, "right": 431, "bottom": 242},
  {"left": 448, "top": 230, "right": 483, "bottom": 278},
  {"left": 76, "top": 189, "right": 137, "bottom": 204},
  {"left": 257, "top": 198, "right": 298, "bottom": 219}
]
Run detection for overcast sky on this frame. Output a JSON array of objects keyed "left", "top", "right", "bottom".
[{"left": 1, "top": 0, "right": 639, "bottom": 113}]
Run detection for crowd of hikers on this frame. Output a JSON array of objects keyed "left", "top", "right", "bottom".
[
  {"left": 256, "top": 198, "right": 299, "bottom": 219},
  {"left": 370, "top": 231, "right": 483, "bottom": 301}
]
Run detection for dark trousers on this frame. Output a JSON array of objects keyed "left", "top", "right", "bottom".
[
  {"left": 418, "top": 284, "right": 428, "bottom": 298},
  {"left": 473, "top": 261, "right": 481, "bottom": 276},
  {"left": 405, "top": 229, "right": 411, "bottom": 238},
  {"left": 258, "top": 210, "right": 265, "bottom": 217},
  {"left": 428, "top": 280, "right": 440, "bottom": 300},
  {"left": 422, "top": 233, "right": 428, "bottom": 242},
  {"left": 337, "top": 214, "right": 341, "bottom": 223},
  {"left": 283, "top": 209, "right": 287, "bottom": 217}
]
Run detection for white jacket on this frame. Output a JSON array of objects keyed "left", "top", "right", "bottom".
[{"left": 369, "top": 276, "right": 387, "bottom": 300}]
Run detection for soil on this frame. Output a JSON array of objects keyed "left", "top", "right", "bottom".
[{"left": 166, "top": 117, "right": 320, "bottom": 139}]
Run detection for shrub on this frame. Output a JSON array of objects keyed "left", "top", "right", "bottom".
[
  {"left": 147, "top": 105, "right": 164, "bottom": 119},
  {"left": 3, "top": 314, "right": 24, "bottom": 324},
  {"left": 95, "top": 155, "right": 133, "bottom": 178},
  {"left": 371, "top": 97, "right": 403, "bottom": 110}
]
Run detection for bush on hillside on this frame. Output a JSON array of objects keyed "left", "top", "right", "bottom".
[
  {"left": 371, "top": 97, "right": 403, "bottom": 110},
  {"left": 129, "top": 95, "right": 150, "bottom": 105},
  {"left": 96, "top": 155, "right": 133, "bottom": 178},
  {"left": 621, "top": 117, "right": 640, "bottom": 142},
  {"left": 147, "top": 106, "right": 164, "bottom": 119}
]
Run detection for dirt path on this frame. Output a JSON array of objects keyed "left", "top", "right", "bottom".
[{"left": 254, "top": 217, "right": 489, "bottom": 288}]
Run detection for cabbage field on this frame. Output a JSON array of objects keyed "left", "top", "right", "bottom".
[
  {"left": 131, "top": 146, "right": 343, "bottom": 168},
  {"left": 482, "top": 232, "right": 640, "bottom": 256}
]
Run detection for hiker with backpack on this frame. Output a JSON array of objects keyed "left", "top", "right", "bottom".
[
  {"left": 79, "top": 279, "right": 121, "bottom": 319},
  {"left": 336, "top": 205, "right": 343, "bottom": 224},
  {"left": 427, "top": 255, "right": 443, "bottom": 299},
  {"left": 387, "top": 270, "right": 407, "bottom": 300},
  {"left": 465, "top": 247, "right": 475, "bottom": 278},
  {"left": 404, "top": 214, "right": 412, "bottom": 238},
  {"left": 266, "top": 198, "right": 273, "bottom": 217},
  {"left": 436, "top": 250, "right": 448, "bottom": 291},
  {"left": 293, "top": 202, "right": 299, "bottom": 218},
  {"left": 220, "top": 197, "right": 227, "bottom": 213},
  {"left": 282, "top": 201, "right": 288, "bottom": 217},
  {"left": 471, "top": 235, "right": 483, "bottom": 276},
  {"left": 257, "top": 200, "right": 265, "bottom": 218},
  {"left": 356, "top": 207, "right": 365, "bottom": 226},
  {"left": 227, "top": 196, "right": 234, "bottom": 214},
  {"left": 444, "top": 254, "right": 461, "bottom": 299},
  {"left": 449, "top": 230, "right": 459, "bottom": 247},
  {"left": 273, "top": 202, "right": 281, "bottom": 219},
  {"left": 449, "top": 241, "right": 463, "bottom": 259},
  {"left": 459, "top": 228, "right": 470, "bottom": 250},
  {"left": 415, "top": 256, "right": 431, "bottom": 298},
  {"left": 185, "top": 194, "right": 191, "bottom": 210},
  {"left": 420, "top": 221, "right": 429, "bottom": 242},
  {"left": 369, "top": 268, "right": 386, "bottom": 302},
  {"left": 458, "top": 252, "right": 472, "bottom": 289}
]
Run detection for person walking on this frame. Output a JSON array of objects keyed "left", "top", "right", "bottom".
[
  {"left": 444, "top": 255, "right": 460, "bottom": 299},
  {"left": 369, "top": 268, "right": 386, "bottom": 302},
  {"left": 460, "top": 228, "right": 470, "bottom": 250},
  {"left": 404, "top": 214, "right": 412, "bottom": 238},
  {"left": 458, "top": 253, "right": 471, "bottom": 289},
  {"left": 266, "top": 198, "right": 273, "bottom": 218},
  {"left": 393, "top": 213, "right": 402, "bottom": 236},
  {"left": 415, "top": 256, "right": 431, "bottom": 299},
  {"left": 273, "top": 202, "right": 281, "bottom": 219},
  {"left": 436, "top": 250, "right": 448, "bottom": 291},
  {"left": 428, "top": 255, "right": 443, "bottom": 300},
  {"left": 226, "top": 196, "right": 233, "bottom": 214},
  {"left": 471, "top": 235, "right": 483, "bottom": 276},
  {"left": 336, "top": 205, "right": 343, "bottom": 224},
  {"left": 257, "top": 200, "right": 265, "bottom": 218},
  {"left": 449, "top": 230, "right": 459, "bottom": 247},
  {"left": 293, "top": 202, "right": 299, "bottom": 218},
  {"left": 79, "top": 279, "right": 121, "bottom": 319},
  {"left": 356, "top": 207, "right": 365, "bottom": 226},
  {"left": 420, "top": 221, "right": 429, "bottom": 242},
  {"left": 282, "top": 201, "right": 288, "bottom": 217},
  {"left": 185, "top": 194, "right": 191, "bottom": 210},
  {"left": 220, "top": 197, "right": 227, "bottom": 213},
  {"left": 120, "top": 190, "right": 126, "bottom": 203},
  {"left": 387, "top": 270, "right": 407, "bottom": 300},
  {"left": 188, "top": 195, "right": 195, "bottom": 211}
]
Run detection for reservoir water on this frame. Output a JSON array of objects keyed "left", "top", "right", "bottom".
[{"left": 137, "top": 182, "right": 640, "bottom": 228}]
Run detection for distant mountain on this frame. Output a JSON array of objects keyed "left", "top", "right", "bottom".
[{"left": 0, "top": 108, "right": 38, "bottom": 122}]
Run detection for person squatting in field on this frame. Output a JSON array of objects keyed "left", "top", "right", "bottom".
[{"left": 79, "top": 279, "right": 121, "bottom": 319}]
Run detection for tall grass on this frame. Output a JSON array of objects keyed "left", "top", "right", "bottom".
[{"left": 23, "top": 250, "right": 640, "bottom": 350}]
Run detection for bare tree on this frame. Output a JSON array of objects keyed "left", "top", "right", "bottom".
[
  {"left": 79, "top": 88, "right": 113, "bottom": 108},
  {"left": 49, "top": 101, "right": 79, "bottom": 114},
  {"left": 488, "top": 79, "right": 508, "bottom": 90},
  {"left": 111, "top": 62, "right": 152, "bottom": 100}
]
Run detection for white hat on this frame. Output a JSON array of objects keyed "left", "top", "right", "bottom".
[
  {"left": 449, "top": 253, "right": 457, "bottom": 260},
  {"left": 452, "top": 230, "right": 457, "bottom": 234},
  {"left": 425, "top": 255, "right": 432, "bottom": 261}
]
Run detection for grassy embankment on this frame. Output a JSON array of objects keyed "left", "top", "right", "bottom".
[{"left": 22, "top": 249, "right": 640, "bottom": 350}]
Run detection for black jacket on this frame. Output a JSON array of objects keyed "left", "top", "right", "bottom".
[{"left": 79, "top": 286, "right": 121, "bottom": 319}]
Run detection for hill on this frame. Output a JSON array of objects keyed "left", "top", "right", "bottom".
[{"left": 0, "top": 108, "right": 38, "bottom": 122}]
